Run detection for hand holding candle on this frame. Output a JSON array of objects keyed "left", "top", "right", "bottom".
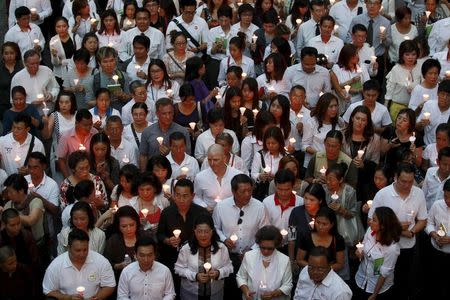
[
  {"left": 157, "top": 136, "right": 164, "bottom": 145},
  {"left": 356, "top": 242, "right": 364, "bottom": 255},
  {"left": 141, "top": 208, "right": 149, "bottom": 218},
  {"left": 173, "top": 229, "right": 181, "bottom": 238},
  {"left": 76, "top": 286, "right": 85, "bottom": 297}
]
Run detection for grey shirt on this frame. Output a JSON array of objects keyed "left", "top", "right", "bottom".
[{"left": 140, "top": 122, "right": 191, "bottom": 157}]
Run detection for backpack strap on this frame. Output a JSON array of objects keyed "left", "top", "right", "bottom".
[
  {"left": 131, "top": 123, "right": 140, "bottom": 148},
  {"left": 23, "top": 135, "right": 35, "bottom": 167}
]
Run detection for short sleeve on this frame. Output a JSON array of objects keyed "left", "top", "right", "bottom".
[{"left": 335, "top": 234, "right": 346, "bottom": 252}]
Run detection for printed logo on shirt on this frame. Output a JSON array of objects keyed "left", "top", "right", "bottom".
[
  {"left": 5, "top": 147, "right": 12, "bottom": 154},
  {"left": 194, "top": 25, "right": 198, "bottom": 30},
  {"left": 88, "top": 273, "right": 97, "bottom": 282}
]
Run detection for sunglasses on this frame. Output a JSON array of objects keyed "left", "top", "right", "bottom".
[{"left": 237, "top": 210, "right": 244, "bottom": 225}]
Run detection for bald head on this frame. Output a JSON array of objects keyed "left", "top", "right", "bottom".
[
  {"left": 208, "top": 144, "right": 225, "bottom": 156},
  {"left": 207, "top": 144, "right": 227, "bottom": 174}
]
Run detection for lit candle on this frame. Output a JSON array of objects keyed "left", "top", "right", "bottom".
[
  {"left": 126, "top": 19, "right": 132, "bottom": 26},
  {"left": 320, "top": 166, "right": 327, "bottom": 176},
  {"left": 379, "top": 26, "right": 386, "bottom": 33},
  {"left": 423, "top": 112, "right": 431, "bottom": 120},
  {"left": 331, "top": 191, "right": 339, "bottom": 201},
  {"left": 252, "top": 34, "right": 257, "bottom": 43},
  {"left": 141, "top": 208, "right": 149, "bottom": 218},
  {"left": 344, "top": 85, "right": 351, "bottom": 94},
  {"left": 406, "top": 210, "right": 415, "bottom": 222},
  {"left": 14, "top": 155, "right": 21, "bottom": 165},
  {"left": 371, "top": 56, "right": 377, "bottom": 63},
  {"left": 37, "top": 94, "right": 44, "bottom": 102},
  {"left": 181, "top": 167, "right": 189, "bottom": 175},
  {"left": 309, "top": 218, "right": 315, "bottom": 229},
  {"left": 404, "top": 36, "right": 411, "bottom": 40},
  {"left": 296, "top": 19, "right": 302, "bottom": 25},
  {"left": 423, "top": 94, "right": 429, "bottom": 102},
  {"left": 252, "top": 109, "right": 259, "bottom": 118},
  {"left": 242, "top": 72, "right": 247, "bottom": 79},
  {"left": 330, "top": 0, "right": 335, "bottom": 4},
  {"left": 239, "top": 107, "right": 246, "bottom": 116},
  {"left": 157, "top": 136, "right": 164, "bottom": 145},
  {"left": 437, "top": 229, "right": 446, "bottom": 237},
  {"left": 319, "top": 91, "right": 324, "bottom": 97},
  {"left": 263, "top": 166, "right": 271, "bottom": 173},
  {"left": 173, "top": 229, "right": 181, "bottom": 238},
  {"left": 357, "top": 149, "right": 364, "bottom": 159},
  {"left": 280, "top": 229, "right": 288, "bottom": 236},
  {"left": 76, "top": 286, "right": 85, "bottom": 297},
  {"left": 409, "top": 132, "right": 416, "bottom": 143},
  {"left": 95, "top": 186, "right": 101, "bottom": 197},
  {"left": 30, "top": 8, "right": 37, "bottom": 14},
  {"left": 90, "top": 18, "right": 97, "bottom": 24},
  {"left": 112, "top": 74, "right": 119, "bottom": 84},
  {"left": 356, "top": 242, "right": 364, "bottom": 254},
  {"left": 28, "top": 182, "right": 35, "bottom": 189},
  {"left": 297, "top": 112, "right": 303, "bottom": 120},
  {"left": 230, "top": 234, "right": 238, "bottom": 242},
  {"left": 134, "top": 64, "right": 141, "bottom": 71},
  {"left": 122, "top": 154, "right": 130, "bottom": 164},
  {"left": 78, "top": 144, "right": 86, "bottom": 151},
  {"left": 267, "top": 85, "right": 275, "bottom": 93},
  {"left": 163, "top": 184, "right": 170, "bottom": 193},
  {"left": 333, "top": 24, "right": 339, "bottom": 32},
  {"left": 446, "top": 70, "right": 450, "bottom": 77},
  {"left": 113, "top": 205, "right": 118, "bottom": 212},
  {"left": 203, "top": 262, "right": 212, "bottom": 272},
  {"left": 289, "top": 137, "right": 296, "bottom": 145},
  {"left": 107, "top": 42, "right": 114, "bottom": 47},
  {"left": 214, "top": 196, "right": 221, "bottom": 203},
  {"left": 293, "top": 191, "right": 297, "bottom": 195},
  {"left": 425, "top": 11, "right": 431, "bottom": 18},
  {"left": 189, "top": 122, "right": 196, "bottom": 130},
  {"left": 73, "top": 78, "right": 79, "bottom": 85},
  {"left": 367, "top": 200, "right": 373, "bottom": 208},
  {"left": 166, "top": 89, "right": 173, "bottom": 97}
]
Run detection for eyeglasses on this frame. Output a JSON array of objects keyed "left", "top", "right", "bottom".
[
  {"left": 237, "top": 209, "right": 244, "bottom": 225},
  {"left": 260, "top": 246, "right": 275, "bottom": 251}
]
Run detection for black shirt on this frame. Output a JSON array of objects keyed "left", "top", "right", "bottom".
[{"left": 0, "top": 61, "right": 23, "bottom": 119}]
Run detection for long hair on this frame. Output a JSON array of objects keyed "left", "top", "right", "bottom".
[
  {"left": 223, "top": 86, "right": 243, "bottom": 126},
  {"left": 89, "top": 132, "right": 112, "bottom": 167},
  {"left": 111, "top": 205, "right": 142, "bottom": 236},
  {"left": 337, "top": 44, "right": 357, "bottom": 70},
  {"left": 184, "top": 56, "right": 203, "bottom": 82},
  {"left": 263, "top": 126, "right": 286, "bottom": 155},
  {"left": 242, "top": 77, "right": 260, "bottom": 109},
  {"left": 311, "top": 93, "right": 339, "bottom": 132},
  {"left": 374, "top": 206, "right": 402, "bottom": 245},
  {"left": 314, "top": 206, "right": 338, "bottom": 236},
  {"left": 69, "top": 201, "right": 96, "bottom": 230},
  {"left": 189, "top": 214, "right": 221, "bottom": 255},
  {"left": 116, "top": 164, "right": 140, "bottom": 198},
  {"left": 269, "top": 95, "right": 291, "bottom": 139},
  {"left": 98, "top": 9, "right": 121, "bottom": 35},
  {"left": 265, "top": 52, "right": 287, "bottom": 82},
  {"left": 253, "top": 110, "right": 275, "bottom": 141},
  {"left": 268, "top": 40, "right": 290, "bottom": 71},
  {"left": 145, "top": 59, "right": 172, "bottom": 89},
  {"left": 344, "top": 105, "right": 374, "bottom": 142}
]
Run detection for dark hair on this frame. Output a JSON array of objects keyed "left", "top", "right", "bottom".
[
  {"left": 98, "top": 9, "right": 121, "bottom": 35},
  {"left": 269, "top": 95, "right": 291, "bottom": 139},
  {"left": 174, "top": 178, "right": 194, "bottom": 193},
  {"left": 444, "top": 178, "right": 450, "bottom": 192},
  {"left": 223, "top": 87, "right": 243, "bottom": 125},
  {"left": 290, "top": 85, "right": 306, "bottom": 94},
  {"left": 11, "top": 85, "right": 26, "bottom": 98},
  {"left": 374, "top": 164, "right": 394, "bottom": 186},
  {"left": 116, "top": 164, "right": 140, "bottom": 197},
  {"left": 169, "top": 30, "right": 187, "bottom": 46},
  {"left": 352, "top": 23, "right": 367, "bottom": 34},
  {"left": 55, "top": 91, "right": 77, "bottom": 115},
  {"left": 134, "top": 235, "right": 157, "bottom": 252},
  {"left": 237, "top": 3, "right": 254, "bottom": 16},
  {"left": 395, "top": 5, "right": 412, "bottom": 21},
  {"left": 132, "top": 34, "right": 150, "bottom": 50},
  {"left": 253, "top": 110, "right": 275, "bottom": 141},
  {"left": 169, "top": 131, "right": 187, "bottom": 145},
  {"left": 326, "top": 162, "right": 348, "bottom": 181},
  {"left": 217, "top": 4, "right": 233, "bottom": 18},
  {"left": 95, "top": 88, "right": 110, "bottom": 100},
  {"left": 69, "top": 201, "right": 96, "bottom": 229},
  {"left": 421, "top": 58, "right": 441, "bottom": 77},
  {"left": 185, "top": 56, "right": 204, "bottom": 81},
  {"left": 23, "top": 49, "right": 40, "bottom": 61},
  {"left": 82, "top": 32, "right": 99, "bottom": 52},
  {"left": 120, "top": 0, "right": 138, "bottom": 24},
  {"left": 132, "top": 102, "right": 148, "bottom": 114},
  {"left": 1, "top": 208, "right": 20, "bottom": 224},
  {"left": 255, "top": 225, "right": 283, "bottom": 248},
  {"left": 226, "top": 65, "right": 243, "bottom": 79},
  {"left": 303, "top": 183, "right": 326, "bottom": 205},
  {"left": 73, "top": 179, "right": 95, "bottom": 201},
  {"left": 216, "top": 132, "right": 234, "bottom": 147},
  {"left": 265, "top": 52, "right": 288, "bottom": 81},
  {"left": 89, "top": 132, "right": 112, "bottom": 167},
  {"left": 274, "top": 169, "right": 296, "bottom": 185},
  {"left": 279, "top": 156, "right": 300, "bottom": 177},
  {"left": 310, "top": 0, "right": 325, "bottom": 9},
  {"left": 106, "top": 115, "right": 123, "bottom": 126},
  {"left": 325, "top": 129, "right": 344, "bottom": 144},
  {"left": 146, "top": 155, "right": 172, "bottom": 180},
  {"left": 395, "top": 162, "right": 416, "bottom": 177},
  {"left": 263, "top": 126, "right": 286, "bottom": 155},
  {"left": 160, "top": 0, "right": 177, "bottom": 22},
  {"left": 314, "top": 206, "right": 338, "bottom": 235},
  {"left": 68, "top": 150, "right": 90, "bottom": 170},
  {"left": 68, "top": 228, "right": 90, "bottom": 247},
  {"left": 374, "top": 207, "right": 402, "bottom": 245},
  {"left": 179, "top": 83, "right": 195, "bottom": 99},
  {"left": 337, "top": 44, "right": 358, "bottom": 70},
  {"left": 15, "top": 6, "right": 31, "bottom": 19},
  {"left": 309, "top": 246, "right": 329, "bottom": 262},
  {"left": 438, "top": 147, "right": 450, "bottom": 161},
  {"left": 231, "top": 174, "right": 254, "bottom": 192},
  {"left": 72, "top": 0, "right": 88, "bottom": 18},
  {"left": 398, "top": 40, "right": 419, "bottom": 64},
  {"left": 146, "top": 59, "right": 172, "bottom": 89},
  {"left": 75, "top": 108, "right": 93, "bottom": 122},
  {"left": 438, "top": 79, "right": 450, "bottom": 94},
  {"left": 362, "top": 79, "right": 381, "bottom": 93},
  {"left": 242, "top": 77, "right": 260, "bottom": 109},
  {"left": 436, "top": 123, "right": 450, "bottom": 138},
  {"left": 27, "top": 152, "right": 48, "bottom": 166},
  {"left": 135, "top": 171, "right": 162, "bottom": 195},
  {"left": 180, "top": 0, "right": 197, "bottom": 8},
  {"left": 13, "top": 113, "right": 31, "bottom": 128},
  {"left": 413, "top": 36, "right": 429, "bottom": 58},
  {"left": 229, "top": 34, "right": 246, "bottom": 52},
  {"left": 112, "top": 205, "right": 142, "bottom": 235},
  {"left": 2, "top": 42, "right": 21, "bottom": 62},
  {"left": 135, "top": 6, "right": 151, "bottom": 18},
  {"left": 73, "top": 48, "right": 91, "bottom": 64},
  {"left": 395, "top": 108, "right": 416, "bottom": 133},
  {"left": 344, "top": 105, "right": 374, "bottom": 142},
  {"left": 155, "top": 97, "right": 173, "bottom": 111},
  {"left": 261, "top": 8, "right": 278, "bottom": 25},
  {"left": 300, "top": 46, "right": 318, "bottom": 60},
  {"left": 320, "top": 15, "right": 335, "bottom": 26},
  {"left": 189, "top": 214, "right": 220, "bottom": 254},
  {"left": 311, "top": 93, "right": 339, "bottom": 131},
  {"left": 207, "top": 108, "right": 225, "bottom": 124},
  {"left": 291, "top": 0, "right": 310, "bottom": 27}
]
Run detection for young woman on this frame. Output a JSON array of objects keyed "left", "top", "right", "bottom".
[
  {"left": 163, "top": 31, "right": 194, "bottom": 86},
  {"left": 159, "top": 0, "right": 177, "bottom": 33},
  {"left": 269, "top": 94, "right": 292, "bottom": 141},
  {"left": 0, "top": 42, "right": 22, "bottom": 120},
  {"left": 223, "top": 87, "right": 252, "bottom": 142},
  {"left": 241, "top": 77, "right": 260, "bottom": 111},
  {"left": 257, "top": 53, "right": 288, "bottom": 106},
  {"left": 81, "top": 32, "right": 99, "bottom": 69},
  {"left": 123, "top": 102, "right": 149, "bottom": 149},
  {"left": 217, "top": 66, "right": 244, "bottom": 107},
  {"left": 145, "top": 59, "right": 180, "bottom": 103},
  {"left": 285, "top": 0, "right": 310, "bottom": 34},
  {"left": 175, "top": 214, "right": 233, "bottom": 300},
  {"left": 111, "top": 164, "right": 139, "bottom": 208},
  {"left": 50, "top": 17, "right": 77, "bottom": 85},
  {"left": 96, "top": 9, "right": 123, "bottom": 53},
  {"left": 268, "top": 155, "right": 309, "bottom": 196},
  {"left": 89, "top": 132, "right": 121, "bottom": 194},
  {"left": 88, "top": 88, "right": 121, "bottom": 130},
  {"left": 253, "top": 0, "right": 277, "bottom": 27},
  {"left": 355, "top": 207, "right": 401, "bottom": 300},
  {"left": 185, "top": 56, "right": 217, "bottom": 112},
  {"left": 69, "top": 0, "right": 100, "bottom": 39},
  {"left": 174, "top": 83, "right": 204, "bottom": 144},
  {"left": 119, "top": 0, "right": 137, "bottom": 31},
  {"left": 409, "top": 58, "right": 441, "bottom": 110},
  {"left": 389, "top": 6, "right": 418, "bottom": 66},
  {"left": 197, "top": 0, "right": 225, "bottom": 28},
  {"left": 217, "top": 34, "right": 255, "bottom": 85}
]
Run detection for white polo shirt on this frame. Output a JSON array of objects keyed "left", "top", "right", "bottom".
[
  {"left": 167, "top": 152, "right": 199, "bottom": 181},
  {"left": 4, "top": 24, "right": 45, "bottom": 57},
  {"left": 111, "top": 139, "right": 139, "bottom": 168},
  {"left": 43, "top": 250, "right": 116, "bottom": 298},
  {"left": 306, "top": 35, "right": 344, "bottom": 64},
  {"left": 422, "top": 167, "right": 450, "bottom": 211},
  {"left": 342, "top": 100, "right": 392, "bottom": 129},
  {"left": 368, "top": 184, "right": 427, "bottom": 249},
  {"left": 417, "top": 100, "right": 450, "bottom": 145},
  {"left": 120, "top": 26, "right": 166, "bottom": 61}
]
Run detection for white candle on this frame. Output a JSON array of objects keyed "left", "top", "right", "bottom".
[
  {"left": 289, "top": 137, "right": 296, "bottom": 145},
  {"left": 423, "top": 112, "right": 431, "bottom": 120},
  {"left": 267, "top": 85, "right": 275, "bottom": 93},
  {"left": 280, "top": 229, "right": 288, "bottom": 236},
  {"left": 113, "top": 205, "right": 118, "bottom": 212},
  {"left": 330, "top": 0, "right": 335, "bottom": 4},
  {"left": 73, "top": 78, "right": 79, "bottom": 85},
  {"left": 30, "top": 8, "right": 37, "bottom": 13},
  {"left": 404, "top": 36, "right": 411, "bottom": 40},
  {"left": 446, "top": 70, "right": 450, "bottom": 77},
  {"left": 126, "top": 19, "right": 132, "bottom": 26},
  {"left": 14, "top": 154, "right": 21, "bottom": 164},
  {"left": 409, "top": 132, "right": 416, "bottom": 143},
  {"left": 333, "top": 25, "right": 339, "bottom": 32},
  {"left": 157, "top": 136, "right": 164, "bottom": 145},
  {"left": 42, "top": 107, "right": 50, "bottom": 116},
  {"left": 112, "top": 74, "right": 119, "bottom": 84},
  {"left": 203, "top": 262, "right": 212, "bottom": 272},
  {"left": 214, "top": 196, "right": 221, "bottom": 203},
  {"left": 134, "top": 64, "right": 141, "bottom": 71},
  {"left": 76, "top": 286, "right": 85, "bottom": 297},
  {"left": 437, "top": 229, "right": 446, "bottom": 237},
  {"left": 33, "top": 39, "right": 40, "bottom": 46},
  {"left": 297, "top": 112, "right": 303, "bottom": 120},
  {"left": 241, "top": 72, "right": 247, "bottom": 79},
  {"left": 141, "top": 208, "right": 149, "bottom": 218},
  {"left": 356, "top": 242, "right": 364, "bottom": 253},
  {"left": 239, "top": 107, "right": 246, "bottom": 116},
  {"left": 331, "top": 191, "right": 339, "bottom": 201},
  {"left": 371, "top": 56, "right": 377, "bottom": 63},
  {"left": 423, "top": 94, "right": 430, "bottom": 102},
  {"left": 357, "top": 149, "right": 364, "bottom": 159},
  {"left": 166, "top": 89, "right": 173, "bottom": 97},
  {"left": 37, "top": 93, "right": 44, "bottom": 101},
  {"left": 344, "top": 85, "right": 351, "bottom": 94},
  {"left": 181, "top": 167, "right": 189, "bottom": 175},
  {"left": 107, "top": 42, "right": 114, "bottom": 48},
  {"left": 90, "top": 18, "right": 97, "bottom": 24},
  {"left": 230, "top": 234, "right": 238, "bottom": 242},
  {"left": 319, "top": 91, "right": 324, "bottom": 97},
  {"left": 379, "top": 26, "right": 386, "bottom": 33},
  {"left": 95, "top": 187, "right": 101, "bottom": 197},
  {"left": 173, "top": 229, "right": 181, "bottom": 238},
  {"left": 320, "top": 166, "right": 327, "bottom": 175},
  {"left": 367, "top": 200, "right": 373, "bottom": 208},
  {"left": 163, "top": 184, "right": 170, "bottom": 193},
  {"left": 78, "top": 144, "right": 86, "bottom": 151},
  {"left": 189, "top": 122, "right": 196, "bottom": 130},
  {"left": 122, "top": 154, "right": 129, "bottom": 164},
  {"left": 296, "top": 19, "right": 302, "bottom": 25},
  {"left": 309, "top": 218, "right": 315, "bottom": 229},
  {"left": 252, "top": 109, "right": 259, "bottom": 118},
  {"left": 425, "top": 11, "right": 431, "bottom": 18},
  {"left": 252, "top": 34, "right": 257, "bottom": 43},
  {"left": 263, "top": 166, "right": 271, "bottom": 173}
]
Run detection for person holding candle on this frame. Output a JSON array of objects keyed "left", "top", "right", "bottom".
[
  {"left": 43, "top": 228, "right": 116, "bottom": 299},
  {"left": 229, "top": 3, "right": 259, "bottom": 52},
  {"left": 123, "top": 35, "right": 151, "bottom": 84},
  {"left": 222, "top": 87, "right": 251, "bottom": 143},
  {"left": 111, "top": 164, "right": 139, "bottom": 208},
  {"left": 167, "top": 132, "right": 200, "bottom": 180},
  {"left": 105, "top": 116, "right": 139, "bottom": 168},
  {"left": 295, "top": 0, "right": 326, "bottom": 53},
  {"left": 123, "top": 102, "right": 150, "bottom": 150},
  {"left": 368, "top": 162, "right": 427, "bottom": 299},
  {"left": 269, "top": 94, "right": 294, "bottom": 142},
  {"left": 145, "top": 59, "right": 181, "bottom": 103},
  {"left": 422, "top": 147, "right": 450, "bottom": 211},
  {"left": 69, "top": 0, "right": 100, "bottom": 39},
  {"left": 121, "top": 81, "right": 155, "bottom": 126},
  {"left": 431, "top": 39, "right": 450, "bottom": 80},
  {"left": 88, "top": 88, "right": 121, "bottom": 130},
  {"left": 354, "top": 206, "right": 402, "bottom": 299},
  {"left": 285, "top": 0, "right": 311, "bottom": 35},
  {"left": 8, "top": 0, "right": 52, "bottom": 28},
  {"left": 216, "top": 66, "right": 244, "bottom": 107},
  {"left": 422, "top": 123, "right": 450, "bottom": 170},
  {"left": 348, "top": 24, "right": 379, "bottom": 78},
  {"left": 80, "top": 32, "right": 99, "bottom": 69},
  {"left": 146, "top": 154, "right": 176, "bottom": 204},
  {"left": 119, "top": 1, "right": 137, "bottom": 31},
  {"left": 4, "top": 7, "right": 45, "bottom": 58},
  {"left": 163, "top": 31, "right": 195, "bottom": 86},
  {"left": 329, "top": 0, "right": 366, "bottom": 41},
  {"left": 175, "top": 214, "right": 233, "bottom": 299},
  {"left": 416, "top": 79, "right": 450, "bottom": 146},
  {"left": 241, "top": 78, "right": 261, "bottom": 113},
  {"left": 237, "top": 225, "right": 293, "bottom": 300},
  {"left": 96, "top": 9, "right": 123, "bottom": 54},
  {"left": 408, "top": 58, "right": 440, "bottom": 110}
]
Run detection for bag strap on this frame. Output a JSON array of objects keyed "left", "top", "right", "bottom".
[
  {"left": 131, "top": 123, "right": 140, "bottom": 148},
  {"left": 167, "top": 52, "right": 185, "bottom": 72},
  {"left": 258, "top": 150, "right": 266, "bottom": 169},
  {"left": 23, "top": 135, "right": 35, "bottom": 166},
  {"left": 173, "top": 19, "right": 200, "bottom": 48}
]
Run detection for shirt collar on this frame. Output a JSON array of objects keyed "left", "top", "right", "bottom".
[
  {"left": 63, "top": 251, "right": 94, "bottom": 269},
  {"left": 274, "top": 193, "right": 296, "bottom": 212}
]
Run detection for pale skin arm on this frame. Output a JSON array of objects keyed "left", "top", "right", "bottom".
[{"left": 20, "top": 207, "right": 44, "bottom": 227}]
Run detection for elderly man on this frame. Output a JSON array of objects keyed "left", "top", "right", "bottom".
[
  {"left": 43, "top": 228, "right": 115, "bottom": 299},
  {"left": 294, "top": 246, "right": 352, "bottom": 300},
  {"left": 139, "top": 98, "right": 191, "bottom": 171},
  {"left": 106, "top": 116, "right": 139, "bottom": 168},
  {"left": 10, "top": 49, "right": 59, "bottom": 106},
  {"left": 194, "top": 144, "right": 242, "bottom": 211}
]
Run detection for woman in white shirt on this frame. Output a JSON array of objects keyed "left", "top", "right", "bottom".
[
  {"left": 175, "top": 214, "right": 233, "bottom": 300},
  {"left": 237, "top": 225, "right": 293, "bottom": 300},
  {"left": 69, "top": 0, "right": 100, "bottom": 40},
  {"left": 388, "top": 6, "right": 418, "bottom": 65},
  {"left": 355, "top": 206, "right": 401, "bottom": 299},
  {"left": 88, "top": 88, "right": 121, "bottom": 130},
  {"left": 408, "top": 58, "right": 441, "bottom": 110},
  {"left": 111, "top": 164, "right": 139, "bottom": 208},
  {"left": 145, "top": 59, "right": 180, "bottom": 103},
  {"left": 257, "top": 53, "right": 289, "bottom": 104},
  {"left": 422, "top": 123, "right": 450, "bottom": 170},
  {"left": 123, "top": 102, "right": 150, "bottom": 149},
  {"left": 96, "top": 9, "right": 123, "bottom": 53},
  {"left": 163, "top": 31, "right": 195, "bottom": 86}
]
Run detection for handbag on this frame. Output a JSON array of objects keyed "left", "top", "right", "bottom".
[
  {"left": 336, "top": 191, "right": 365, "bottom": 246},
  {"left": 252, "top": 150, "right": 270, "bottom": 200}
]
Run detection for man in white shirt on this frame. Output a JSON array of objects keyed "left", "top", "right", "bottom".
[
  {"left": 296, "top": 0, "right": 326, "bottom": 55},
  {"left": 307, "top": 15, "right": 344, "bottom": 65},
  {"left": 368, "top": 163, "right": 427, "bottom": 299},
  {"left": 432, "top": 40, "right": 450, "bottom": 80},
  {"left": 229, "top": 4, "right": 259, "bottom": 54},
  {"left": 0, "top": 114, "right": 45, "bottom": 176},
  {"left": 10, "top": 49, "right": 59, "bottom": 105},
  {"left": 282, "top": 47, "right": 331, "bottom": 109},
  {"left": 422, "top": 147, "right": 450, "bottom": 210},
  {"left": 106, "top": 116, "right": 139, "bottom": 168},
  {"left": 120, "top": 8, "right": 166, "bottom": 61},
  {"left": 43, "top": 228, "right": 116, "bottom": 299},
  {"left": 120, "top": 80, "right": 156, "bottom": 125},
  {"left": 349, "top": 24, "right": 378, "bottom": 77},
  {"left": 294, "top": 246, "right": 352, "bottom": 300},
  {"left": 123, "top": 35, "right": 152, "bottom": 84},
  {"left": 165, "top": 0, "right": 208, "bottom": 57},
  {"left": 416, "top": 80, "right": 450, "bottom": 145},
  {"left": 118, "top": 235, "right": 176, "bottom": 300},
  {"left": 428, "top": 17, "right": 450, "bottom": 55},
  {"left": 194, "top": 144, "right": 242, "bottom": 211},
  {"left": 167, "top": 132, "right": 199, "bottom": 180},
  {"left": 5, "top": 6, "right": 45, "bottom": 57},
  {"left": 329, "top": 0, "right": 366, "bottom": 40},
  {"left": 8, "top": 0, "right": 52, "bottom": 28},
  {"left": 213, "top": 174, "right": 268, "bottom": 299}
]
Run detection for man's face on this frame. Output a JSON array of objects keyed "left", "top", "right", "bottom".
[
  {"left": 181, "top": 5, "right": 196, "bottom": 23},
  {"left": 100, "top": 56, "right": 116, "bottom": 75},
  {"left": 311, "top": 4, "right": 325, "bottom": 21},
  {"left": 352, "top": 30, "right": 367, "bottom": 48},
  {"left": 275, "top": 182, "right": 293, "bottom": 202},
  {"left": 27, "top": 158, "right": 45, "bottom": 180},
  {"left": 395, "top": 172, "right": 415, "bottom": 195},
  {"left": 135, "top": 11, "right": 150, "bottom": 31},
  {"left": 207, "top": 151, "right": 226, "bottom": 174},
  {"left": 218, "top": 16, "right": 231, "bottom": 29},
  {"left": 438, "top": 156, "right": 450, "bottom": 178},
  {"left": 68, "top": 240, "right": 89, "bottom": 265},
  {"left": 76, "top": 118, "right": 93, "bottom": 135},
  {"left": 362, "top": 89, "right": 379, "bottom": 104},
  {"left": 12, "top": 121, "right": 29, "bottom": 142},
  {"left": 301, "top": 55, "right": 316, "bottom": 74},
  {"left": 308, "top": 255, "right": 330, "bottom": 284},
  {"left": 170, "top": 139, "right": 186, "bottom": 158},
  {"left": 0, "top": 255, "right": 17, "bottom": 274},
  {"left": 17, "top": 15, "right": 30, "bottom": 29},
  {"left": 133, "top": 86, "right": 147, "bottom": 103},
  {"left": 366, "top": 0, "right": 382, "bottom": 17},
  {"left": 25, "top": 54, "right": 40, "bottom": 76},
  {"left": 136, "top": 245, "right": 155, "bottom": 272},
  {"left": 320, "top": 20, "right": 334, "bottom": 38},
  {"left": 232, "top": 183, "right": 253, "bottom": 207},
  {"left": 133, "top": 43, "right": 149, "bottom": 59},
  {"left": 174, "top": 186, "right": 194, "bottom": 211},
  {"left": 156, "top": 104, "right": 174, "bottom": 127},
  {"left": 5, "top": 216, "right": 21, "bottom": 237},
  {"left": 209, "top": 120, "right": 225, "bottom": 136},
  {"left": 106, "top": 121, "right": 123, "bottom": 141},
  {"left": 263, "top": 23, "right": 276, "bottom": 35}
]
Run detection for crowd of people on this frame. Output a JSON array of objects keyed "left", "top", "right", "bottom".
[{"left": 0, "top": 0, "right": 449, "bottom": 299}]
